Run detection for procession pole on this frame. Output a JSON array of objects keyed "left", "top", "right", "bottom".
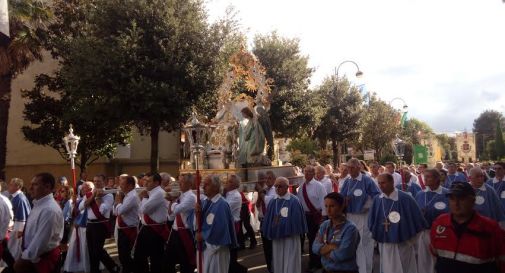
[{"left": 195, "top": 151, "right": 203, "bottom": 273}]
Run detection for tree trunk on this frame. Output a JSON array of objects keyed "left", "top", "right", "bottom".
[
  {"left": 0, "top": 74, "right": 12, "bottom": 180},
  {"left": 150, "top": 123, "right": 160, "bottom": 173},
  {"left": 332, "top": 139, "right": 338, "bottom": 170}
]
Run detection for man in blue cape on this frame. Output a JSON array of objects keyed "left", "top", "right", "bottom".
[
  {"left": 7, "top": 178, "right": 31, "bottom": 260},
  {"left": 368, "top": 173, "right": 427, "bottom": 273},
  {"left": 469, "top": 167, "right": 505, "bottom": 228},
  {"left": 486, "top": 162, "right": 505, "bottom": 210},
  {"left": 444, "top": 162, "right": 467, "bottom": 188},
  {"left": 414, "top": 168, "right": 449, "bottom": 273},
  {"left": 262, "top": 177, "right": 307, "bottom": 273},
  {"left": 195, "top": 175, "right": 237, "bottom": 273}
]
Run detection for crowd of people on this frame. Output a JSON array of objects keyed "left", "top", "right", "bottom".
[{"left": 0, "top": 159, "right": 504, "bottom": 273}]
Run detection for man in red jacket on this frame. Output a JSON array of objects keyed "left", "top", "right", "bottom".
[{"left": 431, "top": 181, "right": 505, "bottom": 273}]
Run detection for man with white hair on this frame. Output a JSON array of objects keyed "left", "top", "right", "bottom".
[
  {"left": 224, "top": 175, "right": 247, "bottom": 273},
  {"left": 7, "top": 178, "right": 31, "bottom": 260},
  {"left": 468, "top": 167, "right": 505, "bottom": 228},
  {"left": 196, "top": 175, "right": 237, "bottom": 273},
  {"left": 341, "top": 158, "right": 380, "bottom": 273},
  {"left": 315, "top": 165, "right": 333, "bottom": 194},
  {"left": 262, "top": 177, "right": 307, "bottom": 273},
  {"left": 64, "top": 181, "right": 95, "bottom": 273}
]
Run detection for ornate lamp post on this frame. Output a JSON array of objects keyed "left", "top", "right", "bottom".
[
  {"left": 63, "top": 125, "right": 80, "bottom": 201},
  {"left": 392, "top": 135, "right": 406, "bottom": 191},
  {"left": 183, "top": 111, "right": 210, "bottom": 273}
]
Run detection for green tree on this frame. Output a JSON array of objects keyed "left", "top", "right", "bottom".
[
  {"left": 22, "top": 74, "right": 132, "bottom": 172},
  {"left": 401, "top": 118, "right": 434, "bottom": 145},
  {"left": 495, "top": 120, "right": 505, "bottom": 160},
  {"left": 252, "top": 32, "right": 320, "bottom": 137},
  {"left": 0, "top": 0, "right": 51, "bottom": 180},
  {"left": 313, "top": 76, "right": 363, "bottom": 167},
  {"left": 473, "top": 110, "right": 505, "bottom": 159},
  {"left": 360, "top": 96, "right": 401, "bottom": 159}
]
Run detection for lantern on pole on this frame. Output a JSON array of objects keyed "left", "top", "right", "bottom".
[
  {"left": 63, "top": 125, "right": 80, "bottom": 201},
  {"left": 183, "top": 111, "right": 210, "bottom": 273},
  {"left": 392, "top": 135, "right": 406, "bottom": 191}
]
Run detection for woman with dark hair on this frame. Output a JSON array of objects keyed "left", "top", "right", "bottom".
[{"left": 312, "top": 192, "right": 360, "bottom": 273}]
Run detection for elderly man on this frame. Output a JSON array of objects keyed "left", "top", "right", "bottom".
[
  {"left": 165, "top": 174, "right": 197, "bottom": 273},
  {"left": 368, "top": 173, "right": 426, "bottom": 273},
  {"left": 414, "top": 169, "right": 449, "bottom": 273},
  {"left": 224, "top": 174, "right": 247, "bottom": 273},
  {"left": 13, "top": 173, "right": 63, "bottom": 273},
  {"left": 444, "top": 162, "right": 468, "bottom": 188},
  {"left": 341, "top": 158, "right": 380, "bottom": 273},
  {"left": 7, "top": 178, "right": 31, "bottom": 260},
  {"left": 262, "top": 177, "right": 307, "bottom": 273},
  {"left": 315, "top": 165, "right": 333, "bottom": 194},
  {"left": 487, "top": 162, "right": 505, "bottom": 209},
  {"left": 297, "top": 165, "right": 327, "bottom": 271},
  {"left": 468, "top": 167, "right": 505, "bottom": 227},
  {"left": 431, "top": 182, "right": 505, "bottom": 273},
  {"left": 196, "top": 175, "right": 237, "bottom": 273},
  {"left": 63, "top": 181, "right": 94, "bottom": 273}
]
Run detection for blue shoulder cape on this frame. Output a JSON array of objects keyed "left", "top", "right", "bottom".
[
  {"left": 201, "top": 196, "right": 238, "bottom": 247},
  {"left": 261, "top": 194, "right": 308, "bottom": 240},
  {"left": 368, "top": 191, "right": 427, "bottom": 243}
]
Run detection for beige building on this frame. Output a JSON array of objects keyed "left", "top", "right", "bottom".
[
  {"left": 6, "top": 53, "right": 180, "bottom": 184},
  {"left": 423, "top": 135, "right": 443, "bottom": 167},
  {"left": 455, "top": 131, "right": 476, "bottom": 163}
]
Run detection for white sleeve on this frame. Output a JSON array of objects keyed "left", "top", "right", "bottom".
[
  {"left": 99, "top": 194, "right": 113, "bottom": 217},
  {"left": 21, "top": 211, "right": 60, "bottom": 263},
  {"left": 140, "top": 191, "right": 165, "bottom": 214},
  {"left": 171, "top": 194, "right": 196, "bottom": 216},
  {"left": 0, "top": 201, "right": 10, "bottom": 238}
]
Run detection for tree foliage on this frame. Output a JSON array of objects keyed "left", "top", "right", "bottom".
[
  {"left": 22, "top": 0, "right": 239, "bottom": 172},
  {"left": 401, "top": 118, "right": 434, "bottom": 145},
  {"left": 252, "top": 32, "right": 319, "bottom": 137},
  {"left": 313, "top": 76, "right": 363, "bottom": 166},
  {"left": 360, "top": 96, "right": 401, "bottom": 159},
  {"left": 473, "top": 110, "right": 505, "bottom": 159},
  {"left": 495, "top": 120, "right": 505, "bottom": 160},
  {"left": 0, "top": 0, "right": 51, "bottom": 180}
]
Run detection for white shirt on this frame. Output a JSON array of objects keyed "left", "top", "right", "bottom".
[
  {"left": 170, "top": 189, "right": 196, "bottom": 230},
  {"left": 0, "top": 195, "right": 13, "bottom": 239},
  {"left": 264, "top": 185, "right": 276, "bottom": 209},
  {"left": 225, "top": 189, "right": 242, "bottom": 222},
  {"left": 318, "top": 177, "right": 333, "bottom": 194},
  {"left": 392, "top": 172, "right": 403, "bottom": 187},
  {"left": 79, "top": 190, "right": 113, "bottom": 220},
  {"left": 140, "top": 186, "right": 169, "bottom": 224},
  {"left": 493, "top": 177, "right": 505, "bottom": 183},
  {"left": 114, "top": 189, "right": 140, "bottom": 227},
  {"left": 297, "top": 178, "right": 327, "bottom": 216},
  {"left": 21, "top": 193, "right": 63, "bottom": 263},
  {"left": 424, "top": 185, "right": 443, "bottom": 193}
]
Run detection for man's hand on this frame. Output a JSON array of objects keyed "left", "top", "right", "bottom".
[
  {"left": 139, "top": 190, "right": 149, "bottom": 199},
  {"left": 320, "top": 243, "right": 337, "bottom": 256},
  {"left": 115, "top": 192, "right": 124, "bottom": 205},
  {"left": 16, "top": 230, "right": 23, "bottom": 239}
]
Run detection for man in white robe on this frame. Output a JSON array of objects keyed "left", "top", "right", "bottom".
[{"left": 262, "top": 177, "right": 308, "bottom": 273}]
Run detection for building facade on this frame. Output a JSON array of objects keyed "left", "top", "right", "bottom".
[{"left": 455, "top": 131, "right": 476, "bottom": 163}]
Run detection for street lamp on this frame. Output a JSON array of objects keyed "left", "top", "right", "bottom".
[
  {"left": 392, "top": 135, "right": 407, "bottom": 191},
  {"left": 333, "top": 60, "right": 363, "bottom": 166},
  {"left": 63, "top": 125, "right": 80, "bottom": 202},
  {"left": 183, "top": 111, "right": 211, "bottom": 273}
]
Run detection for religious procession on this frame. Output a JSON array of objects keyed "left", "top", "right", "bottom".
[{"left": 2, "top": 1, "right": 505, "bottom": 273}]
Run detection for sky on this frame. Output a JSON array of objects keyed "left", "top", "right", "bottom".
[{"left": 205, "top": 0, "right": 505, "bottom": 133}]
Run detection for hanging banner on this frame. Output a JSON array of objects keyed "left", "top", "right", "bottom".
[{"left": 413, "top": 144, "right": 428, "bottom": 164}]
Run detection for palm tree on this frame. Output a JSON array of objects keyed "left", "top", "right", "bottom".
[{"left": 0, "top": 0, "right": 51, "bottom": 179}]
